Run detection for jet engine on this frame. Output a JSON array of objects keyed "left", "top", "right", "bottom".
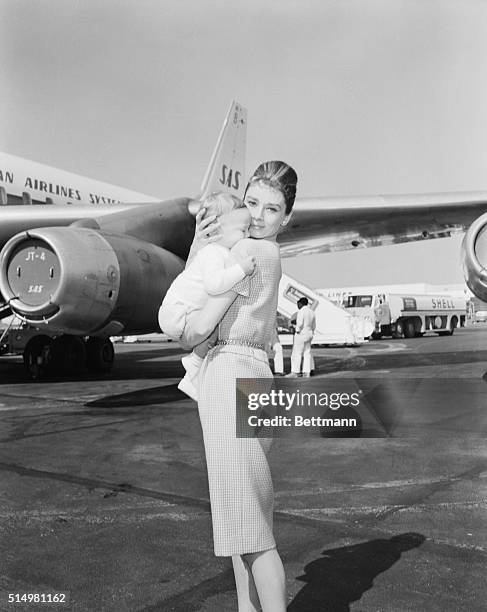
[
  {"left": 0, "top": 227, "right": 185, "bottom": 336},
  {"left": 461, "top": 212, "right": 487, "bottom": 302}
]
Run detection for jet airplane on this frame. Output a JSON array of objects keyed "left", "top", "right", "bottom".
[{"left": 0, "top": 101, "right": 486, "bottom": 378}]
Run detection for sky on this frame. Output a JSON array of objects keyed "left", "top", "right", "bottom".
[{"left": 1, "top": 0, "right": 486, "bottom": 289}]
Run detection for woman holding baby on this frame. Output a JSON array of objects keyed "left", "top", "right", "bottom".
[{"left": 162, "top": 160, "right": 297, "bottom": 611}]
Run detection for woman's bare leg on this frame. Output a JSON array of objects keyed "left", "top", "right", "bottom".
[
  {"left": 243, "top": 548, "right": 286, "bottom": 612},
  {"left": 232, "top": 555, "right": 260, "bottom": 612}
]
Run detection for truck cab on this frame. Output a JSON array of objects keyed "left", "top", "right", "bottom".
[{"left": 345, "top": 293, "right": 390, "bottom": 338}]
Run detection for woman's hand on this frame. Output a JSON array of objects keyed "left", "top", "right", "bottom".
[
  {"left": 194, "top": 208, "right": 221, "bottom": 245},
  {"left": 186, "top": 207, "right": 222, "bottom": 266}
]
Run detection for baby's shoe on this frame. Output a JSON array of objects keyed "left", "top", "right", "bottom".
[
  {"left": 178, "top": 374, "right": 198, "bottom": 402},
  {"left": 181, "top": 353, "right": 203, "bottom": 380}
]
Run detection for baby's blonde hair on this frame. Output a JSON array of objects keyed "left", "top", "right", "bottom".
[{"left": 199, "top": 191, "right": 244, "bottom": 219}]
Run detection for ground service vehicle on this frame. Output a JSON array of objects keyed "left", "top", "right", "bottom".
[{"left": 344, "top": 293, "right": 466, "bottom": 339}]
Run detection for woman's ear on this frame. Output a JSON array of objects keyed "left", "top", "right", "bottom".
[{"left": 281, "top": 212, "right": 292, "bottom": 227}]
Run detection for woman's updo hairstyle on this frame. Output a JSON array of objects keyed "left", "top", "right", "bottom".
[{"left": 245, "top": 160, "right": 297, "bottom": 214}]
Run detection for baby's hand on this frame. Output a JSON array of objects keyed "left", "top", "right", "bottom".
[{"left": 237, "top": 254, "right": 256, "bottom": 276}]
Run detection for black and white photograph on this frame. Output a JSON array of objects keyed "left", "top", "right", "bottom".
[{"left": 1, "top": 1, "right": 486, "bottom": 610}]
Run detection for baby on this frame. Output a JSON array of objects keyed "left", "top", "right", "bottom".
[{"left": 158, "top": 192, "right": 254, "bottom": 400}]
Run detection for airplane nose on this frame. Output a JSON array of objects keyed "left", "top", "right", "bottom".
[{"left": 2, "top": 235, "right": 61, "bottom": 314}]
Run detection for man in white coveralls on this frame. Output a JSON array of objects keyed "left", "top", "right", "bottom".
[{"left": 288, "top": 297, "right": 316, "bottom": 377}]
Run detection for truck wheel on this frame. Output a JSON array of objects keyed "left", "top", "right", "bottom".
[
  {"left": 404, "top": 319, "right": 416, "bottom": 339},
  {"left": 52, "top": 335, "right": 86, "bottom": 376},
  {"left": 439, "top": 317, "right": 457, "bottom": 336},
  {"left": 86, "top": 337, "right": 114, "bottom": 373},
  {"left": 23, "top": 335, "right": 54, "bottom": 381},
  {"left": 393, "top": 321, "right": 404, "bottom": 339}
]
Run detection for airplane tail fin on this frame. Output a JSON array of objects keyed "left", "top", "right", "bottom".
[{"left": 198, "top": 100, "right": 247, "bottom": 202}]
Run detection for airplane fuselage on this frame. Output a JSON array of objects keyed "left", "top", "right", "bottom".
[{"left": 0, "top": 151, "right": 161, "bottom": 207}]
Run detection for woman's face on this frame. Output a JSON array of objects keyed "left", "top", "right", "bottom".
[{"left": 244, "top": 181, "right": 290, "bottom": 241}]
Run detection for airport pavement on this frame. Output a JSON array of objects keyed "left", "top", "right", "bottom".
[{"left": 0, "top": 328, "right": 486, "bottom": 611}]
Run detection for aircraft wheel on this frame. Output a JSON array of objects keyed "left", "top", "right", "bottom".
[
  {"left": 404, "top": 319, "right": 416, "bottom": 339},
  {"left": 86, "top": 337, "right": 114, "bottom": 372},
  {"left": 52, "top": 335, "right": 86, "bottom": 376},
  {"left": 23, "top": 335, "right": 55, "bottom": 381}
]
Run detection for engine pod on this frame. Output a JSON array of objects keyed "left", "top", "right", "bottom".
[
  {"left": 0, "top": 227, "right": 120, "bottom": 333},
  {"left": 462, "top": 212, "right": 487, "bottom": 302},
  {"left": 0, "top": 226, "right": 185, "bottom": 335},
  {"left": 6, "top": 238, "right": 61, "bottom": 311}
]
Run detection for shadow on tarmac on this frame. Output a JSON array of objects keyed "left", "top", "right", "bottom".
[
  {"left": 85, "top": 383, "right": 185, "bottom": 410},
  {"left": 288, "top": 532, "right": 426, "bottom": 612},
  {"left": 313, "top": 349, "right": 487, "bottom": 375}
]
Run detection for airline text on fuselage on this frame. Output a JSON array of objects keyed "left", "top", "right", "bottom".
[
  {"left": 0, "top": 169, "right": 14, "bottom": 183},
  {"left": 1, "top": 168, "right": 121, "bottom": 204},
  {"left": 25, "top": 177, "right": 82, "bottom": 201}
]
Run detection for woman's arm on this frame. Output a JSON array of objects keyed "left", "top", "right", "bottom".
[
  {"left": 180, "top": 239, "right": 254, "bottom": 347},
  {"left": 180, "top": 290, "right": 238, "bottom": 347}
]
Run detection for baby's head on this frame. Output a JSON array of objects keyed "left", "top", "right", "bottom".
[{"left": 200, "top": 192, "right": 251, "bottom": 248}]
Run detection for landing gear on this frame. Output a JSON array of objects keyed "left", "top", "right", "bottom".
[
  {"left": 22, "top": 334, "right": 114, "bottom": 380},
  {"left": 52, "top": 335, "right": 86, "bottom": 376},
  {"left": 86, "top": 337, "right": 114, "bottom": 373},
  {"left": 23, "top": 335, "right": 55, "bottom": 380}
]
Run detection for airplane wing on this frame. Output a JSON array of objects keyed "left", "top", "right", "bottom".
[
  {"left": 0, "top": 203, "right": 137, "bottom": 251},
  {"left": 0, "top": 198, "right": 195, "bottom": 260},
  {"left": 279, "top": 192, "right": 487, "bottom": 256}
]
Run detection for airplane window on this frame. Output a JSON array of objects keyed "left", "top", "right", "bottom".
[
  {"left": 6, "top": 194, "right": 23, "bottom": 205},
  {"left": 22, "top": 192, "right": 32, "bottom": 205}
]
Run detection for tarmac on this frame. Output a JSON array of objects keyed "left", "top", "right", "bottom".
[{"left": 0, "top": 327, "right": 486, "bottom": 611}]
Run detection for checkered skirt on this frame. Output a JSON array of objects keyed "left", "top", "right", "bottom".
[{"left": 198, "top": 345, "right": 275, "bottom": 556}]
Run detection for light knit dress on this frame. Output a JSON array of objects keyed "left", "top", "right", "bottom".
[{"left": 197, "top": 238, "right": 281, "bottom": 556}]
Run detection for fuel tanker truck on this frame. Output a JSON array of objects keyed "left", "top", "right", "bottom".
[{"left": 344, "top": 292, "right": 467, "bottom": 339}]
